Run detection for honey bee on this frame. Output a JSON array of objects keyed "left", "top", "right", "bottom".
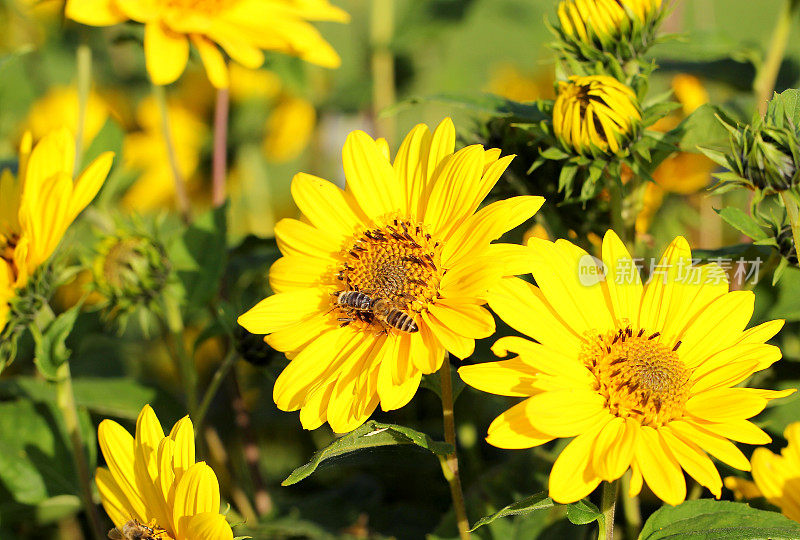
[
  {"left": 108, "top": 520, "right": 166, "bottom": 540},
  {"left": 371, "top": 297, "right": 419, "bottom": 333},
  {"left": 333, "top": 290, "right": 374, "bottom": 311}
]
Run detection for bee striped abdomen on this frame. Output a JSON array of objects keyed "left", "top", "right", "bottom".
[
  {"left": 385, "top": 309, "right": 419, "bottom": 333},
  {"left": 336, "top": 290, "right": 373, "bottom": 311}
]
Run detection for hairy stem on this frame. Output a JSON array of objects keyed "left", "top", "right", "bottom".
[
  {"left": 754, "top": 0, "right": 797, "bottom": 114},
  {"left": 212, "top": 87, "right": 230, "bottom": 208},
  {"left": 55, "top": 361, "right": 104, "bottom": 540},
  {"left": 438, "top": 358, "right": 470, "bottom": 540},
  {"left": 599, "top": 479, "right": 619, "bottom": 540},
  {"left": 153, "top": 84, "right": 191, "bottom": 222}
]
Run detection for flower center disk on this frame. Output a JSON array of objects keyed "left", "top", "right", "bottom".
[
  {"left": 582, "top": 327, "right": 691, "bottom": 427},
  {"left": 335, "top": 219, "right": 442, "bottom": 330}
]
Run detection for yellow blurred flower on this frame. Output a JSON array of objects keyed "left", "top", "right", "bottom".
[
  {"left": 557, "top": 0, "right": 662, "bottom": 57},
  {"left": 486, "top": 63, "right": 555, "bottom": 102},
  {"left": 263, "top": 94, "right": 316, "bottom": 162},
  {"left": 636, "top": 74, "right": 715, "bottom": 235},
  {"left": 238, "top": 118, "right": 544, "bottom": 433},
  {"left": 0, "top": 129, "right": 113, "bottom": 328},
  {"left": 461, "top": 231, "right": 792, "bottom": 505},
  {"left": 229, "top": 63, "right": 282, "bottom": 102},
  {"left": 122, "top": 97, "right": 207, "bottom": 212},
  {"left": 724, "top": 423, "right": 800, "bottom": 522},
  {"left": 553, "top": 75, "right": 641, "bottom": 157},
  {"left": 25, "top": 85, "right": 110, "bottom": 149},
  {"left": 97, "top": 405, "right": 233, "bottom": 540},
  {"left": 66, "top": 0, "right": 349, "bottom": 88}
]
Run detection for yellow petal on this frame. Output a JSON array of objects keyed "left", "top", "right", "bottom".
[
  {"left": 145, "top": 23, "right": 190, "bottom": 85},
  {"left": 69, "top": 151, "right": 113, "bottom": 220},
  {"left": 95, "top": 467, "right": 142, "bottom": 529},
  {"left": 660, "top": 425, "right": 722, "bottom": 498},
  {"left": 169, "top": 416, "right": 196, "bottom": 481},
  {"left": 173, "top": 462, "right": 221, "bottom": 538},
  {"left": 428, "top": 301, "right": 495, "bottom": 340},
  {"left": 548, "top": 429, "right": 603, "bottom": 504},
  {"left": 669, "top": 420, "right": 751, "bottom": 471},
  {"left": 192, "top": 35, "right": 229, "bottom": 88},
  {"left": 342, "top": 130, "right": 400, "bottom": 222},
  {"left": 592, "top": 417, "right": 637, "bottom": 481},
  {"left": 601, "top": 229, "right": 642, "bottom": 327},
  {"left": 458, "top": 357, "right": 538, "bottom": 397},
  {"left": 238, "top": 288, "right": 326, "bottom": 334},
  {"left": 422, "top": 310, "right": 474, "bottom": 360},
  {"left": 393, "top": 123, "right": 432, "bottom": 218},
  {"left": 97, "top": 420, "right": 149, "bottom": 522},
  {"left": 485, "top": 398, "right": 554, "bottom": 449},
  {"left": 635, "top": 426, "right": 686, "bottom": 506},
  {"left": 526, "top": 390, "right": 610, "bottom": 438},
  {"left": 66, "top": 0, "right": 127, "bottom": 25},
  {"left": 184, "top": 512, "right": 234, "bottom": 540},
  {"left": 290, "top": 172, "right": 361, "bottom": 241}
]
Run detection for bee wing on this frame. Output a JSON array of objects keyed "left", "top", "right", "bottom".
[{"left": 107, "top": 528, "right": 125, "bottom": 540}]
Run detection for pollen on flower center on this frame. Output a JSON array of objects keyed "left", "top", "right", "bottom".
[
  {"left": 334, "top": 218, "right": 443, "bottom": 329},
  {"left": 582, "top": 326, "right": 691, "bottom": 427}
]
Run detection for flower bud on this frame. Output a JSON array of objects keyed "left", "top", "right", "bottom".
[
  {"left": 553, "top": 75, "right": 641, "bottom": 157},
  {"left": 724, "top": 120, "right": 800, "bottom": 195},
  {"left": 555, "top": 0, "right": 663, "bottom": 61}
]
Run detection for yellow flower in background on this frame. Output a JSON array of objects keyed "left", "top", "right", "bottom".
[
  {"left": 228, "top": 63, "right": 282, "bottom": 102},
  {"left": 25, "top": 86, "right": 110, "bottom": 148},
  {"left": 1, "top": 129, "right": 113, "bottom": 287},
  {"left": 66, "top": 0, "right": 349, "bottom": 88},
  {"left": 239, "top": 118, "right": 544, "bottom": 433},
  {"left": 96, "top": 405, "right": 233, "bottom": 540},
  {"left": 557, "top": 0, "right": 662, "bottom": 55},
  {"left": 636, "top": 74, "right": 715, "bottom": 235},
  {"left": 263, "top": 94, "right": 316, "bottom": 162},
  {"left": 724, "top": 423, "right": 800, "bottom": 522},
  {"left": 460, "top": 230, "right": 792, "bottom": 506},
  {"left": 553, "top": 75, "right": 641, "bottom": 157},
  {"left": 486, "top": 63, "right": 555, "bottom": 102},
  {"left": 122, "top": 97, "right": 207, "bottom": 212}
]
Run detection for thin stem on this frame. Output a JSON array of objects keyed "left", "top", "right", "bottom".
[
  {"left": 781, "top": 191, "right": 800, "bottom": 267},
  {"left": 153, "top": 84, "right": 191, "bottom": 222},
  {"left": 161, "top": 297, "right": 198, "bottom": 417},
  {"left": 620, "top": 471, "right": 641, "bottom": 540},
  {"left": 598, "top": 479, "right": 619, "bottom": 540},
  {"left": 754, "top": 0, "right": 797, "bottom": 115},
  {"left": 212, "top": 87, "right": 230, "bottom": 208},
  {"left": 370, "top": 0, "right": 396, "bottom": 145},
  {"left": 55, "top": 361, "right": 104, "bottom": 540},
  {"left": 194, "top": 348, "right": 238, "bottom": 433},
  {"left": 438, "top": 357, "right": 470, "bottom": 540},
  {"left": 74, "top": 43, "right": 91, "bottom": 175}
]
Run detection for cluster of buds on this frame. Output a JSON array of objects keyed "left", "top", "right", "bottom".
[
  {"left": 553, "top": 75, "right": 642, "bottom": 158},
  {"left": 91, "top": 230, "right": 171, "bottom": 327},
  {"left": 553, "top": 0, "right": 664, "bottom": 63}
]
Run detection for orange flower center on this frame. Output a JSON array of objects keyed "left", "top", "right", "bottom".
[
  {"left": 334, "top": 218, "right": 443, "bottom": 333},
  {"left": 582, "top": 326, "right": 691, "bottom": 427}
]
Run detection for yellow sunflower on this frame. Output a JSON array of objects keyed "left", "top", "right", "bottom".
[
  {"left": 725, "top": 422, "right": 800, "bottom": 522},
  {"left": 0, "top": 128, "right": 113, "bottom": 293},
  {"left": 459, "top": 230, "right": 792, "bottom": 505},
  {"left": 66, "top": 0, "right": 349, "bottom": 88},
  {"left": 238, "top": 118, "right": 544, "bottom": 433},
  {"left": 96, "top": 405, "right": 233, "bottom": 540}
]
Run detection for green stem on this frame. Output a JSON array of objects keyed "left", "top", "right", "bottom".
[
  {"left": 161, "top": 297, "right": 198, "bottom": 417},
  {"left": 438, "top": 357, "right": 470, "bottom": 540},
  {"left": 781, "top": 191, "right": 800, "bottom": 267},
  {"left": 153, "top": 84, "right": 191, "bottom": 223},
  {"left": 212, "top": 87, "right": 229, "bottom": 208},
  {"left": 370, "top": 0, "right": 396, "bottom": 145},
  {"left": 193, "top": 348, "right": 238, "bottom": 434},
  {"left": 598, "top": 479, "right": 619, "bottom": 540},
  {"left": 55, "top": 361, "right": 104, "bottom": 540},
  {"left": 74, "top": 43, "right": 91, "bottom": 175},
  {"left": 754, "top": 0, "right": 797, "bottom": 115},
  {"left": 620, "top": 471, "right": 641, "bottom": 540}
]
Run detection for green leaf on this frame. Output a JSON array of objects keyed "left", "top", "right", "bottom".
[
  {"left": 715, "top": 207, "right": 770, "bottom": 241},
  {"left": 32, "top": 304, "right": 82, "bottom": 381},
  {"left": 767, "top": 89, "right": 800, "bottom": 125},
  {"left": 469, "top": 492, "right": 554, "bottom": 532},
  {"left": 0, "top": 376, "right": 160, "bottom": 420},
  {"left": 672, "top": 104, "right": 735, "bottom": 154},
  {"left": 282, "top": 421, "right": 453, "bottom": 486},
  {"left": 639, "top": 500, "right": 800, "bottom": 539},
  {"left": 170, "top": 204, "right": 228, "bottom": 310},
  {"left": 383, "top": 93, "right": 548, "bottom": 122},
  {"left": 566, "top": 499, "right": 601, "bottom": 525}
]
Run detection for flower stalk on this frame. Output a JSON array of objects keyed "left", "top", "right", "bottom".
[
  {"left": 153, "top": 84, "right": 191, "bottom": 223},
  {"left": 438, "top": 357, "right": 470, "bottom": 540},
  {"left": 74, "top": 43, "right": 91, "bottom": 175},
  {"left": 370, "top": 0, "right": 396, "bottom": 145},
  {"left": 194, "top": 348, "right": 238, "bottom": 433},
  {"left": 754, "top": 0, "right": 798, "bottom": 115},
  {"left": 599, "top": 479, "right": 619, "bottom": 540},
  {"left": 212, "top": 86, "right": 230, "bottom": 208}
]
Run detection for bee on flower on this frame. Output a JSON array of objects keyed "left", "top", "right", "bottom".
[
  {"left": 238, "top": 118, "right": 544, "bottom": 433},
  {"left": 96, "top": 405, "right": 233, "bottom": 539},
  {"left": 460, "top": 231, "right": 793, "bottom": 506},
  {"left": 553, "top": 75, "right": 642, "bottom": 158}
]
